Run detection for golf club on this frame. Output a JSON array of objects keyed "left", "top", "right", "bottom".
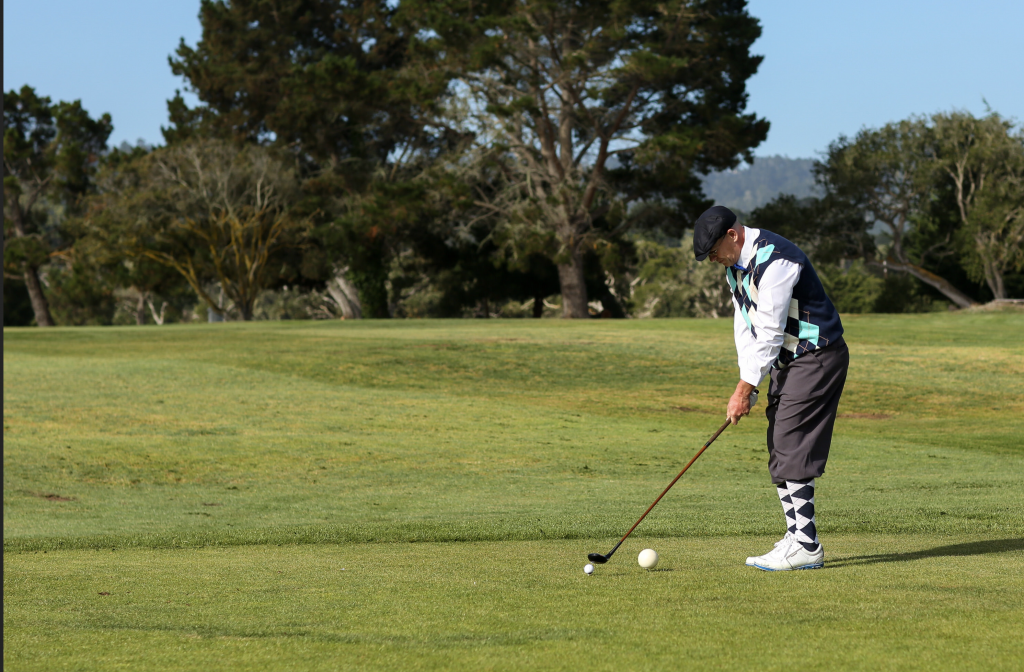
[{"left": 587, "top": 390, "right": 757, "bottom": 564}]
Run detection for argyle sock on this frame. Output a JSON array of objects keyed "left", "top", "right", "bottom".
[
  {"left": 776, "top": 482, "right": 797, "bottom": 537},
  {"left": 787, "top": 479, "right": 820, "bottom": 552}
]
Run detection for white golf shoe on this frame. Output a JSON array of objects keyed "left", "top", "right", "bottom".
[
  {"left": 745, "top": 534, "right": 792, "bottom": 567},
  {"left": 746, "top": 536, "right": 825, "bottom": 571}
]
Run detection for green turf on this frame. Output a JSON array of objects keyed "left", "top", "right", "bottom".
[{"left": 4, "top": 314, "right": 1024, "bottom": 670}]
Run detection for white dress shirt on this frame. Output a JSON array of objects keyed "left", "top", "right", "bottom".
[{"left": 731, "top": 227, "right": 802, "bottom": 386}]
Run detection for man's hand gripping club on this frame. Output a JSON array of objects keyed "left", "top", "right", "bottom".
[{"left": 728, "top": 380, "right": 760, "bottom": 425}]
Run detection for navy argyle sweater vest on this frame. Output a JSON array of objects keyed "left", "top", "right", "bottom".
[{"left": 727, "top": 230, "right": 844, "bottom": 368}]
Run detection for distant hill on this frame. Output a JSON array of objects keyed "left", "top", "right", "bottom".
[{"left": 701, "top": 155, "right": 820, "bottom": 213}]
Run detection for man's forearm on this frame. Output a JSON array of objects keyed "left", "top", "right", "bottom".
[{"left": 734, "top": 380, "right": 756, "bottom": 397}]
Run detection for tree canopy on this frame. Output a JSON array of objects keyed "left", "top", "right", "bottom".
[
  {"left": 6, "top": 2, "right": 1022, "bottom": 327},
  {"left": 4, "top": 85, "right": 112, "bottom": 326},
  {"left": 438, "top": 0, "right": 769, "bottom": 316},
  {"left": 80, "top": 140, "right": 310, "bottom": 320},
  {"left": 809, "top": 112, "right": 1023, "bottom": 306},
  {"left": 931, "top": 111, "right": 1024, "bottom": 300},
  {"left": 165, "top": 0, "right": 768, "bottom": 317}
]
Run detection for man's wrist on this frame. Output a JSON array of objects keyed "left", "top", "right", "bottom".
[{"left": 734, "top": 380, "right": 756, "bottom": 396}]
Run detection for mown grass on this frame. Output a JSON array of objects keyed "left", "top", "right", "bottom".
[
  {"left": 4, "top": 313, "right": 1024, "bottom": 670},
  {"left": 5, "top": 535, "right": 1023, "bottom": 672}
]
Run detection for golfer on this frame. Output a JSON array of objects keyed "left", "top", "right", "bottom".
[{"left": 693, "top": 205, "right": 849, "bottom": 571}]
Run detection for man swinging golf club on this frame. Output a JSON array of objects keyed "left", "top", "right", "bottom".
[{"left": 694, "top": 205, "right": 850, "bottom": 571}]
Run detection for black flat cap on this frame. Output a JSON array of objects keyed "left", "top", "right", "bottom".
[{"left": 692, "top": 206, "right": 738, "bottom": 260}]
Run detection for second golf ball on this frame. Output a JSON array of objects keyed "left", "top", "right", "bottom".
[
  {"left": 638, "top": 548, "right": 659, "bottom": 569},
  {"left": 584, "top": 563, "right": 595, "bottom": 575}
]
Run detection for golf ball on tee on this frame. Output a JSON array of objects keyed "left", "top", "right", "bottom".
[
  {"left": 638, "top": 548, "right": 659, "bottom": 569},
  {"left": 584, "top": 563, "right": 595, "bottom": 575}
]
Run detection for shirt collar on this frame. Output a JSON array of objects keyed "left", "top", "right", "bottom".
[{"left": 733, "top": 226, "right": 760, "bottom": 271}]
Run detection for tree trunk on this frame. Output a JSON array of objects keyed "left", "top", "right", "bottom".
[
  {"left": 879, "top": 258, "right": 978, "bottom": 309},
  {"left": 981, "top": 256, "right": 1006, "bottom": 300},
  {"left": 9, "top": 202, "right": 55, "bottom": 326},
  {"left": 992, "top": 273, "right": 1006, "bottom": 301},
  {"left": 532, "top": 292, "right": 545, "bottom": 318},
  {"left": 135, "top": 291, "right": 147, "bottom": 325},
  {"left": 326, "top": 267, "right": 363, "bottom": 319},
  {"left": 557, "top": 249, "right": 589, "bottom": 318},
  {"left": 147, "top": 298, "right": 168, "bottom": 325},
  {"left": 22, "top": 265, "right": 55, "bottom": 327}
]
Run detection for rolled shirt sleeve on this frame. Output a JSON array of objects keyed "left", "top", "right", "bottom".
[{"left": 735, "top": 260, "right": 802, "bottom": 386}]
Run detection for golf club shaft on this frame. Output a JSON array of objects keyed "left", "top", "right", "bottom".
[{"left": 608, "top": 419, "right": 732, "bottom": 554}]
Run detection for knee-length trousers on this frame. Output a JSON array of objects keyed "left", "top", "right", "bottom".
[{"left": 765, "top": 338, "right": 849, "bottom": 485}]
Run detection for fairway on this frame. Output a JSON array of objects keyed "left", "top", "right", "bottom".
[{"left": 4, "top": 314, "right": 1024, "bottom": 671}]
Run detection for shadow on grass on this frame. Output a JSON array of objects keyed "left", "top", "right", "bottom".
[{"left": 830, "top": 538, "right": 1024, "bottom": 568}]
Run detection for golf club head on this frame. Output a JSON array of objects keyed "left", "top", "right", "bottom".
[{"left": 588, "top": 553, "right": 610, "bottom": 564}]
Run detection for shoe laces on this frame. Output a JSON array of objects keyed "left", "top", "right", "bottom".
[{"left": 764, "top": 535, "right": 794, "bottom": 560}]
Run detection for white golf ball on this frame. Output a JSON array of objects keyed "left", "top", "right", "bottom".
[
  {"left": 583, "top": 563, "right": 594, "bottom": 575},
  {"left": 638, "top": 548, "right": 659, "bottom": 569}
]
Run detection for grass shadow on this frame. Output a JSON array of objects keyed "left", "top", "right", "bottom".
[{"left": 829, "top": 538, "right": 1024, "bottom": 568}]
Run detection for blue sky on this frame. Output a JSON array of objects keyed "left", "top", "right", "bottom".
[
  {"left": 5, "top": 0, "right": 1023, "bottom": 158},
  {"left": 4, "top": 1, "right": 203, "bottom": 148},
  {"left": 745, "top": 0, "right": 1024, "bottom": 157}
]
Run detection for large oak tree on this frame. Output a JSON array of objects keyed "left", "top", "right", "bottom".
[{"left": 452, "top": 0, "right": 768, "bottom": 316}]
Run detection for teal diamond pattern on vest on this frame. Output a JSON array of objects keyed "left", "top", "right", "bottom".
[
  {"left": 798, "top": 320, "right": 819, "bottom": 345},
  {"left": 729, "top": 267, "right": 759, "bottom": 337},
  {"left": 740, "top": 303, "right": 753, "bottom": 331},
  {"left": 754, "top": 244, "right": 775, "bottom": 267}
]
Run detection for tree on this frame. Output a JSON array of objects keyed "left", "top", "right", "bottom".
[
  {"left": 453, "top": 0, "right": 768, "bottom": 317},
  {"left": 628, "top": 235, "right": 732, "bottom": 318},
  {"left": 815, "top": 119, "right": 979, "bottom": 308},
  {"left": 746, "top": 193, "right": 874, "bottom": 265},
  {"left": 168, "top": 1, "right": 767, "bottom": 319},
  {"left": 168, "top": 0, "right": 447, "bottom": 162},
  {"left": 84, "top": 139, "right": 308, "bottom": 321},
  {"left": 816, "top": 261, "right": 883, "bottom": 314},
  {"left": 168, "top": 0, "right": 465, "bottom": 316},
  {"left": 3, "top": 86, "right": 112, "bottom": 326},
  {"left": 389, "top": 208, "right": 564, "bottom": 318},
  {"left": 931, "top": 111, "right": 1024, "bottom": 300},
  {"left": 68, "top": 145, "right": 198, "bottom": 325}
]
